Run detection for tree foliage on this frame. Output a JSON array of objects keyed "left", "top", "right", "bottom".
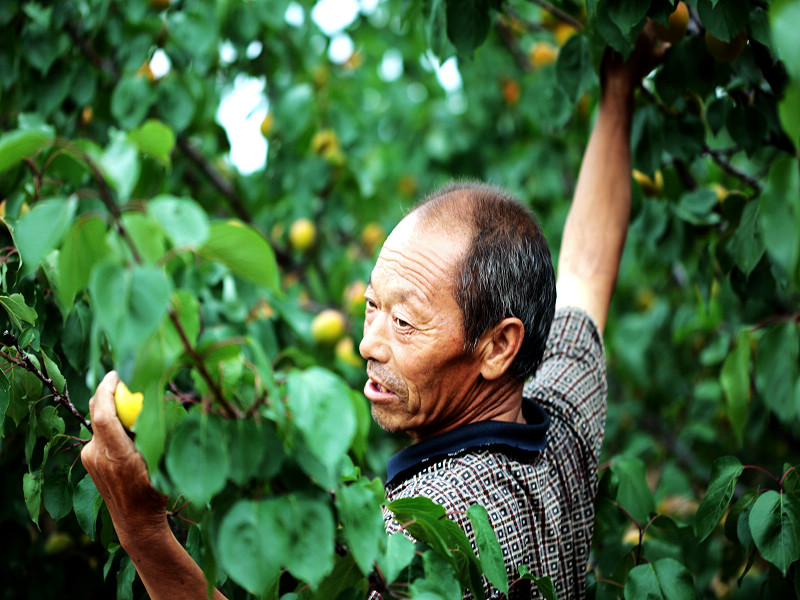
[{"left": 0, "top": 0, "right": 799, "bottom": 598}]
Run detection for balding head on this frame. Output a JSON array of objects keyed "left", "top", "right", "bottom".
[{"left": 409, "top": 181, "right": 556, "bottom": 381}]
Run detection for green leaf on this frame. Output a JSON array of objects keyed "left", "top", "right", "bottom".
[
  {"left": 218, "top": 494, "right": 335, "bottom": 593},
  {"left": 623, "top": 557, "right": 696, "bottom": 599},
  {"left": 610, "top": 456, "right": 655, "bottom": 524},
  {"left": 0, "top": 293, "right": 38, "bottom": 331},
  {"left": 445, "top": 0, "right": 492, "bottom": 55},
  {"left": 594, "top": 0, "right": 637, "bottom": 56},
  {"left": 731, "top": 201, "right": 765, "bottom": 276},
  {"left": 111, "top": 75, "right": 155, "bottom": 130},
  {"left": 99, "top": 132, "right": 140, "bottom": 202},
  {"left": 147, "top": 195, "right": 210, "bottom": 249},
  {"left": 40, "top": 349, "right": 66, "bottom": 395},
  {"left": 778, "top": 82, "right": 800, "bottom": 148},
  {"left": 55, "top": 217, "right": 110, "bottom": 311},
  {"left": 127, "top": 119, "right": 176, "bottom": 166},
  {"left": 0, "top": 127, "right": 54, "bottom": 174},
  {"left": 73, "top": 473, "right": 102, "bottom": 540},
  {"left": 336, "top": 478, "right": 387, "bottom": 575},
  {"left": 274, "top": 84, "right": 313, "bottom": 142},
  {"left": 694, "top": 455, "right": 744, "bottom": 541},
  {"left": 0, "top": 368, "right": 10, "bottom": 436},
  {"left": 754, "top": 323, "right": 800, "bottom": 424},
  {"left": 279, "top": 495, "right": 336, "bottom": 587},
  {"left": 226, "top": 418, "right": 282, "bottom": 485},
  {"left": 286, "top": 367, "right": 357, "bottom": 474},
  {"left": 770, "top": 0, "right": 800, "bottom": 81},
  {"left": 217, "top": 499, "right": 286, "bottom": 595},
  {"left": 696, "top": 0, "right": 749, "bottom": 41},
  {"left": 556, "top": 35, "right": 597, "bottom": 104},
  {"left": 386, "top": 496, "right": 483, "bottom": 598},
  {"left": 675, "top": 189, "right": 720, "bottom": 226},
  {"left": 42, "top": 467, "right": 72, "bottom": 521},
  {"left": 719, "top": 330, "right": 751, "bottom": 444},
  {"left": 518, "top": 566, "right": 557, "bottom": 600},
  {"left": 749, "top": 490, "right": 800, "bottom": 575},
  {"left": 13, "top": 196, "right": 78, "bottom": 276},
  {"left": 467, "top": 504, "right": 508, "bottom": 595},
  {"left": 378, "top": 533, "right": 417, "bottom": 584},
  {"left": 199, "top": 221, "right": 279, "bottom": 292},
  {"left": 88, "top": 262, "right": 172, "bottom": 361},
  {"left": 410, "top": 550, "right": 462, "bottom": 599},
  {"left": 759, "top": 157, "right": 800, "bottom": 286},
  {"left": 156, "top": 76, "right": 196, "bottom": 132},
  {"left": 23, "top": 470, "right": 43, "bottom": 528},
  {"left": 116, "top": 555, "right": 137, "bottom": 600},
  {"left": 607, "top": 0, "right": 649, "bottom": 35},
  {"left": 165, "top": 412, "right": 229, "bottom": 506},
  {"left": 120, "top": 212, "right": 167, "bottom": 263}
]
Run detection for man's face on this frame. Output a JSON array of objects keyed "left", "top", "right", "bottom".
[{"left": 359, "top": 215, "right": 485, "bottom": 441}]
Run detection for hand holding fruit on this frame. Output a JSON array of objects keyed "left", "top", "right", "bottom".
[
  {"left": 115, "top": 380, "right": 143, "bottom": 431},
  {"left": 81, "top": 372, "right": 167, "bottom": 546}
]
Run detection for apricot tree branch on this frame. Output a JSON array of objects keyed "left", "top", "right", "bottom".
[
  {"left": 0, "top": 331, "right": 92, "bottom": 433},
  {"left": 702, "top": 144, "right": 763, "bottom": 192},
  {"left": 176, "top": 134, "right": 252, "bottom": 223},
  {"left": 525, "top": 0, "right": 583, "bottom": 31}
]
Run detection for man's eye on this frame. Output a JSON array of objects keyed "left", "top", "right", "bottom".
[
  {"left": 393, "top": 316, "right": 411, "bottom": 328},
  {"left": 365, "top": 298, "right": 377, "bottom": 310}
]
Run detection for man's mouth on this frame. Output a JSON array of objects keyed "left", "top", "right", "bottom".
[{"left": 364, "top": 374, "right": 398, "bottom": 402}]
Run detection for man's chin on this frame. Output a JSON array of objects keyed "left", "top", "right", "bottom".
[{"left": 370, "top": 406, "right": 408, "bottom": 435}]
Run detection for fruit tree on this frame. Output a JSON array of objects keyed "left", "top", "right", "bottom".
[{"left": 0, "top": 0, "right": 799, "bottom": 598}]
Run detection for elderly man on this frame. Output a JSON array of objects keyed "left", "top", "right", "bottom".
[{"left": 82, "top": 29, "right": 656, "bottom": 600}]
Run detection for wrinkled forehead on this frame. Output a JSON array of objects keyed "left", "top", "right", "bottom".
[{"left": 370, "top": 214, "right": 470, "bottom": 300}]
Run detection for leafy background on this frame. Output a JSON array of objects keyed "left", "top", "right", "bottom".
[{"left": 0, "top": 0, "right": 799, "bottom": 598}]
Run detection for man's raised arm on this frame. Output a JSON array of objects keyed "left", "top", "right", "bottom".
[
  {"left": 81, "top": 372, "right": 228, "bottom": 600},
  {"left": 556, "top": 26, "right": 662, "bottom": 333}
]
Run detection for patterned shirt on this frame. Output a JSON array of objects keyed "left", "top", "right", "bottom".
[{"left": 381, "top": 307, "right": 607, "bottom": 599}]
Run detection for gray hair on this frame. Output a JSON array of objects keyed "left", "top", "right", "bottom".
[{"left": 413, "top": 181, "right": 556, "bottom": 381}]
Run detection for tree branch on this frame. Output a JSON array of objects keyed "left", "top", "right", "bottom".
[
  {"left": 525, "top": 0, "right": 584, "bottom": 31},
  {"left": 702, "top": 144, "right": 763, "bottom": 193},
  {"left": 494, "top": 19, "right": 532, "bottom": 73},
  {"left": 176, "top": 134, "right": 252, "bottom": 223},
  {"left": 0, "top": 332, "right": 92, "bottom": 433}
]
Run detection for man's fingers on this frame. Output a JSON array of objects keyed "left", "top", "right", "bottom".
[{"left": 88, "top": 371, "right": 129, "bottom": 442}]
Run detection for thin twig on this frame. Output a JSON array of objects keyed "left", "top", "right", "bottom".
[
  {"left": 703, "top": 144, "right": 762, "bottom": 192},
  {"left": 176, "top": 134, "right": 252, "bottom": 223},
  {"left": 526, "top": 0, "right": 584, "bottom": 31},
  {"left": 0, "top": 333, "right": 92, "bottom": 433},
  {"left": 167, "top": 307, "right": 241, "bottom": 419},
  {"left": 494, "top": 19, "right": 532, "bottom": 72}
]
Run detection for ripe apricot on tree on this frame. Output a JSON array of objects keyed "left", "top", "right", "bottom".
[
  {"left": 553, "top": 23, "right": 577, "bottom": 46},
  {"left": 311, "top": 309, "right": 347, "bottom": 345},
  {"left": 529, "top": 42, "right": 558, "bottom": 68},
  {"left": 654, "top": 2, "right": 689, "bottom": 44},
  {"left": 632, "top": 169, "right": 664, "bottom": 197},
  {"left": 260, "top": 112, "right": 274, "bottom": 138},
  {"left": 115, "top": 381, "right": 143, "bottom": 431},
  {"left": 705, "top": 30, "right": 747, "bottom": 63},
  {"left": 289, "top": 218, "right": 316, "bottom": 251},
  {"left": 500, "top": 78, "right": 520, "bottom": 105},
  {"left": 136, "top": 61, "right": 155, "bottom": 83},
  {"left": 335, "top": 337, "right": 363, "bottom": 368},
  {"left": 361, "top": 222, "right": 385, "bottom": 253}
]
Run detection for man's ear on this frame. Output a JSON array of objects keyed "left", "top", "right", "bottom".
[{"left": 478, "top": 317, "right": 524, "bottom": 381}]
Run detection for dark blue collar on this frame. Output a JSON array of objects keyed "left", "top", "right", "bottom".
[{"left": 386, "top": 398, "right": 550, "bottom": 485}]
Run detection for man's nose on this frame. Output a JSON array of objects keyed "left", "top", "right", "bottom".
[{"left": 359, "top": 313, "right": 390, "bottom": 363}]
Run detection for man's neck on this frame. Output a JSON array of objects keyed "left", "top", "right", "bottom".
[{"left": 408, "top": 378, "right": 526, "bottom": 442}]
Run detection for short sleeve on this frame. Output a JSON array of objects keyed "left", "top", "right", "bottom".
[{"left": 523, "top": 306, "right": 607, "bottom": 461}]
